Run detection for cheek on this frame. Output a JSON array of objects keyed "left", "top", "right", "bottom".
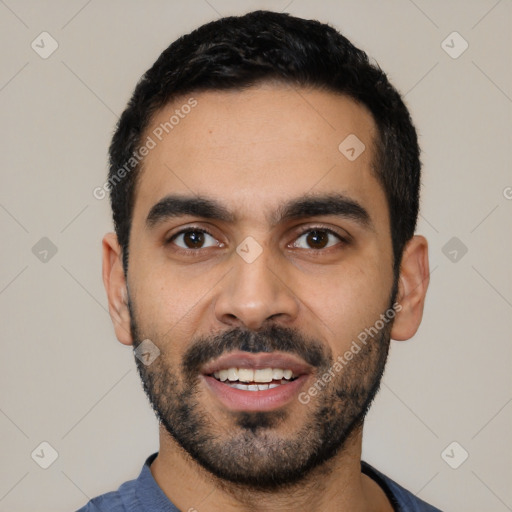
[
  {"left": 302, "top": 260, "right": 392, "bottom": 350},
  {"left": 131, "top": 261, "right": 219, "bottom": 342}
]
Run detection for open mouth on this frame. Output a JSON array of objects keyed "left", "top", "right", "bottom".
[
  {"left": 209, "top": 367, "right": 298, "bottom": 391},
  {"left": 201, "top": 352, "right": 311, "bottom": 411}
]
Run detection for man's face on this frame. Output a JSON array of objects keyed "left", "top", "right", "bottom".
[{"left": 126, "top": 84, "right": 396, "bottom": 487}]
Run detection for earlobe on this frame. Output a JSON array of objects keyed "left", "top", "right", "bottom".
[
  {"left": 390, "top": 235, "right": 430, "bottom": 341},
  {"left": 102, "top": 232, "right": 134, "bottom": 346}
]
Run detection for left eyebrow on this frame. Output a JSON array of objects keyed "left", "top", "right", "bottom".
[
  {"left": 145, "top": 192, "right": 374, "bottom": 231},
  {"left": 270, "top": 193, "right": 373, "bottom": 231}
]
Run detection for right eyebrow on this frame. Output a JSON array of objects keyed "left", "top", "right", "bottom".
[{"left": 146, "top": 195, "right": 235, "bottom": 229}]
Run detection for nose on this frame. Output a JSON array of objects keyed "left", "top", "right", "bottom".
[{"left": 214, "top": 242, "right": 300, "bottom": 331}]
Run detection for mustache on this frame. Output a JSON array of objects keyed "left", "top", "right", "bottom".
[{"left": 182, "top": 324, "right": 331, "bottom": 375}]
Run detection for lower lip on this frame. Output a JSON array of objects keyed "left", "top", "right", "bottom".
[{"left": 203, "top": 375, "right": 309, "bottom": 412}]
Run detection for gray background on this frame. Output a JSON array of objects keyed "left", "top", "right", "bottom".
[{"left": 1, "top": 1, "right": 511, "bottom": 510}]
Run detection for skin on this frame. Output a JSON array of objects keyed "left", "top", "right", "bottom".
[{"left": 102, "top": 83, "right": 429, "bottom": 511}]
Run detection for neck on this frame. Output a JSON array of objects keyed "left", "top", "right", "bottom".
[{"left": 150, "top": 424, "right": 393, "bottom": 512}]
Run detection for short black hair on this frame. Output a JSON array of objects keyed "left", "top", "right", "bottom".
[{"left": 108, "top": 10, "right": 421, "bottom": 277}]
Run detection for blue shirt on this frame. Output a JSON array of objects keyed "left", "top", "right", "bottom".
[{"left": 76, "top": 453, "right": 443, "bottom": 511}]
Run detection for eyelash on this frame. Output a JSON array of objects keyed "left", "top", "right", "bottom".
[{"left": 165, "top": 225, "right": 349, "bottom": 255}]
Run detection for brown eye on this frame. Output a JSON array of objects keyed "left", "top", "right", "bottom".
[
  {"left": 168, "top": 229, "right": 218, "bottom": 250},
  {"left": 305, "top": 230, "right": 329, "bottom": 249},
  {"left": 292, "top": 228, "right": 345, "bottom": 250}
]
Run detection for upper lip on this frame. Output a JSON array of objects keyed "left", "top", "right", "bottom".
[{"left": 201, "top": 351, "right": 313, "bottom": 376}]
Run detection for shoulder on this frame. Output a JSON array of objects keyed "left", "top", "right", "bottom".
[
  {"left": 361, "top": 460, "right": 444, "bottom": 512},
  {"left": 75, "top": 490, "right": 125, "bottom": 511},
  {"left": 75, "top": 478, "right": 138, "bottom": 512},
  {"left": 74, "top": 454, "right": 157, "bottom": 512}
]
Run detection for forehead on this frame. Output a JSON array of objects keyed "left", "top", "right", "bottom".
[{"left": 132, "top": 84, "right": 387, "bottom": 230}]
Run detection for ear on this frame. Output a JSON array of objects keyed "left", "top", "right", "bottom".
[
  {"left": 391, "top": 235, "right": 430, "bottom": 341},
  {"left": 102, "top": 232, "right": 133, "bottom": 346}
]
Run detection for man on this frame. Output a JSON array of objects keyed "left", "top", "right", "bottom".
[{"left": 80, "top": 9, "right": 441, "bottom": 512}]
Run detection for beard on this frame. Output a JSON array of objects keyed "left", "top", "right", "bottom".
[{"left": 128, "top": 288, "right": 397, "bottom": 491}]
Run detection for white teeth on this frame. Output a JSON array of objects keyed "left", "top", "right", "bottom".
[
  {"left": 212, "top": 367, "right": 296, "bottom": 385},
  {"left": 227, "top": 368, "right": 239, "bottom": 381},
  {"left": 257, "top": 383, "right": 283, "bottom": 390},
  {"left": 224, "top": 381, "right": 292, "bottom": 391},
  {"left": 253, "top": 368, "right": 273, "bottom": 383},
  {"left": 238, "top": 368, "right": 254, "bottom": 382},
  {"left": 272, "top": 368, "right": 284, "bottom": 380}
]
